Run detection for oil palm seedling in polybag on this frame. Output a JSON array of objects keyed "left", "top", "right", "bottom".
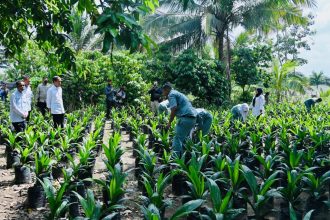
[
  {"left": 94, "top": 164, "right": 127, "bottom": 215},
  {"left": 40, "top": 177, "right": 69, "bottom": 220},
  {"left": 34, "top": 149, "right": 56, "bottom": 180},
  {"left": 302, "top": 171, "right": 330, "bottom": 216},
  {"left": 14, "top": 143, "right": 34, "bottom": 184},
  {"left": 73, "top": 189, "right": 119, "bottom": 220},
  {"left": 241, "top": 165, "right": 281, "bottom": 219},
  {"left": 102, "top": 132, "right": 123, "bottom": 168},
  {"left": 140, "top": 173, "right": 172, "bottom": 217},
  {"left": 5, "top": 130, "right": 22, "bottom": 168},
  {"left": 205, "top": 179, "right": 244, "bottom": 220},
  {"left": 254, "top": 153, "right": 282, "bottom": 179}
]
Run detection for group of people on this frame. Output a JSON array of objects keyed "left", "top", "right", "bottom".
[
  {"left": 105, "top": 80, "right": 126, "bottom": 118},
  {"left": 144, "top": 83, "right": 324, "bottom": 157},
  {"left": 9, "top": 76, "right": 65, "bottom": 132}
]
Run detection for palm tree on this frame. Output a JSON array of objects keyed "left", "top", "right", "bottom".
[
  {"left": 144, "top": 0, "right": 316, "bottom": 80},
  {"left": 69, "top": 9, "right": 103, "bottom": 52},
  {"left": 309, "top": 71, "right": 330, "bottom": 89},
  {"left": 271, "top": 59, "right": 309, "bottom": 101}
]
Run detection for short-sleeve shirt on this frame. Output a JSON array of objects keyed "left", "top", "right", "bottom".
[{"left": 168, "top": 89, "right": 197, "bottom": 117}]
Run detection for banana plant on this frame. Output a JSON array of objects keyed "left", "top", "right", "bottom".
[
  {"left": 40, "top": 177, "right": 69, "bottom": 220},
  {"left": 205, "top": 179, "right": 244, "bottom": 220},
  {"left": 241, "top": 165, "right": 281, "bottom": 219}
]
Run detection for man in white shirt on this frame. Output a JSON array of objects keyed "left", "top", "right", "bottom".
[
  {"left": 10, "top": 81, "right": 29, "bottom": 132},
  {"left": 23, "top": 75, "right": 33, "bottom": 122},
  {"left": 36, "top": 77, "right": 50, "bottom": 116},
  {"left": 47, "top": 76, "right": 65, "bottom": 128}
]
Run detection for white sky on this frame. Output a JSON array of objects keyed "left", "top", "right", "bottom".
[{"left": 297, "top": 0, "right": 330, "bottom": 77}]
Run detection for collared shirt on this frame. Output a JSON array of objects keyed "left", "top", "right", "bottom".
[
  {"left": 23, "top": 85, "right": 33, "bottom": 111},
  {"left": 168, "top": 89, "right": 197, "bottom": 117},
  {"left": 115, "top": 90, "right": 126, "bottom": 103},
  {"left": 105, "top": 85, "right": 116, "bottom": 102},
  {"left": 10, "top": 89, "right": 29, "bottom": 123},
  {"left": 36, "top": 83, "right": 50, "bottom": 103},
  {"left": 47, "top": 85, "right": 65, "bottom": 114},
  {"left": 158, "top": 100, "right": 170, "bottom": 115},
  {"left": 251, "top": 95, "right": 265, "bottom": 117}
]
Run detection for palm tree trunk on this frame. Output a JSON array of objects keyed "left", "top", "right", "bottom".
[
  {"left": 226, "top": 28, "right": 231, "bottom": 81},
  {"left": 217, "top": 31, "right": 225, "bottom": 61}
]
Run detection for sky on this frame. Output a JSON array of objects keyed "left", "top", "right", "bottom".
[{"left": 297, "top": 0, "right": 330, "bottom": 77}]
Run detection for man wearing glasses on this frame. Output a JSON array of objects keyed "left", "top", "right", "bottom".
[{"left": 10, "top": 81, "right": 29, "bottom": 132}]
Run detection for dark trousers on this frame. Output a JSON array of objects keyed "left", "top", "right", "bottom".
[
  {"left": 12, "top": 122, "right": 26, "bottom": 133},
  {"left": 26, "top": 111, "right": 31, "bottom": 122},
  {"left": 52, "top": 114, "right": 64, "bottom": 128},
  {"left": 37, "top": 102, "right": 47, "bottom": 116},
  {"left": 106, "top": 100, "right": 116, "bottom": 118}
]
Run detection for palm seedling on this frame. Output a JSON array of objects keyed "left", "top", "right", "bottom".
[
  {"left": 40, "top": 177, "right": 69, "bottom": 220},
  {"left": 102, "top": 132, "right": 123, "bottom": 168},
  {"left": 205, "top": 179, "right": 244, "bottom": 220},
  {"left": 140, "top": 173, "right": 172, "bottom": 217},
  {"left": 241, "top": 165, "right": 281, "bottom": 219},
  {"left": 34, "top": 149, "right": 55, "bottom": 179}
]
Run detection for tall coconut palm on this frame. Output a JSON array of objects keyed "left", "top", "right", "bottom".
[
  {"left": 271, "top": 59, "right": 309, "bottom": 101},
  {"left": 144, "top": 0, "right": 316, "bottom": 80},
  {"left": 309, "top": 71, "right": 330, "bottom": 89}
]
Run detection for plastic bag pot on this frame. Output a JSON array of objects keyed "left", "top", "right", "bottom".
[
  {"left": 52, "top": 163, "right": 65, "bottom": 179},
  {"left": 6, "top": 151, "right": 20, "bottom": 169},
  {"left": 68, "top": 192, "right": 80, "bottom": 218},
  {"left": 14, "top": 165, "right": 31, "bottom": 184},
  {"left": 172, "top": 173, "right": 188, "bottom": 196},
  {"left": 27, "top": 184, "right": 46, "bottom": 209}
]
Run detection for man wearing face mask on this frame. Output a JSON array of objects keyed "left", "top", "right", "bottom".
[
  {"left": 10, "top": 81, "right": 29, "bottom": 132},
  {"left": 36, "top": 77, "right": 50, "bottom": 116}
]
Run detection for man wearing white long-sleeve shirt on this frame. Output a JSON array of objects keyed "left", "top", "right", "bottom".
[
  {"left": 23, "top": 75, "right": 33, "bottom": 122},
  {"left": 36, "top": 77, "right": 50, "bottom": 116},
  {"left": 10, "top": 81, "right": 29, "bottom": 132},
  {"left": 47, "top": 76, "right": 65, "bottom": 128}
]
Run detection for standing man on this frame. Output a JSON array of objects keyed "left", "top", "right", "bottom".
[
  {"left": 304, "top": 97, "right": 322, "bottom": 113},
  {"left": 163, "top": 83, "right": 197, "bottom": 157},
  {"left": 23, "top": 76, "right": 33, "bottom": 122},
  {"left": 47, "top": 76, "right": 65, "bottom": 128},
  {"left": 148, "top": 82, "right": 162, "bottom": 114},
  {"left": 0, "top": 84, "right": 9, "bottom": 102},
  {"left": 36, "top": 77, "right": 50, "bottom": 116},
  {"left": 115, "top": 86, "right": 126, "bottom": 108},
  {"left": 105, "top": 79, "right": 116, "bottom": 118},
  {"left": 10, "top": 81, "right": 29, "bottom": 132}
]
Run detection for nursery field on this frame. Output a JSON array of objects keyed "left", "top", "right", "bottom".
[{"left": 0, "top": 102, "right": 329, "bottom": 220}]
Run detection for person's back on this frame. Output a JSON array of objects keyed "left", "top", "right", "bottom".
[
  {"left": 304, "top": 98, "right": 322, "bottom": 112},
  {"left": 158, "top": 100, "right": 170, "bottom": 115},
  {"left": 168, "top": 89, "right": 196, "bottom": 117},
  {"left": 195, "top": 108, "right": 212, "bottom": 135}
]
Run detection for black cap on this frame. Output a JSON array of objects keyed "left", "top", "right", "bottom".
[{"left": 162, "top": 82, "right": 172, "bottom": 89}]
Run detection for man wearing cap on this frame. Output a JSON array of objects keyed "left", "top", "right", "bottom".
[
  {"left": 163, "top": 83, "right": 197, "bottom": 157},
  {"left": 231, "top": 103, "right": 249, "bottom": 122},
  {"left": 148, "top": 81, "right": 162, "bottom": 114}
]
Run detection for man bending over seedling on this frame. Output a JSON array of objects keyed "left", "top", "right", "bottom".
[
  {"left": 163, "top": 83, "right": 197, "bottom": 157},
  {"left": 158, "top": 99, "right": 170, "bottom": 115},
  {"left": 304, "top": 97, "right": 322, "bottom": 113},
  {"left": 231, "top": 103, "right": 249, "bottom": 122},
  {"left": 191, "top": 108, "right": 213, "bottom": 137}
]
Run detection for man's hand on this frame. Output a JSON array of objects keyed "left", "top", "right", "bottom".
[{"left": 23, "top": 113, "right": 28, "bottom": 118}]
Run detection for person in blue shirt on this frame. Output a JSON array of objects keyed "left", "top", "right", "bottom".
[
  {"left": 105, "top": 79, "right": 116, "bottom": 118},
  {"left": 158, "top": 100, "right": 170, "bottom": 115},
  {"left": 195, "top": 108, "right": 213, "bottom": 136},
  {"left": 163, "top": 83, "right": 197, "bottom": 157},
  {"left": 304, "top": 98, "right": 322, "bottom": 113}
]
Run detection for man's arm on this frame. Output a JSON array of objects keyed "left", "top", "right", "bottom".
[
  {"left": 167, "top": 106, "right": 177, "bottom": 129},
  {"left": 46, "top": 88, "right": 51, "bottom": 110}
]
